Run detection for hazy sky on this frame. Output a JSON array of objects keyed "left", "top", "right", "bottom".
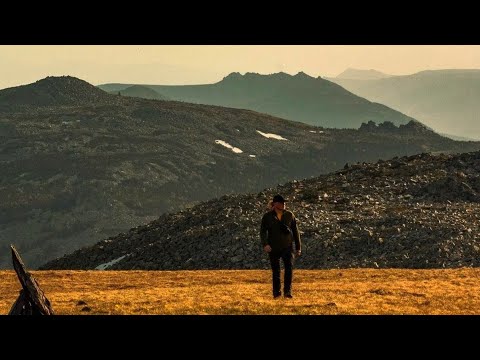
[{"left": 1, "top": 45, "right": 480, "bottom": 89}]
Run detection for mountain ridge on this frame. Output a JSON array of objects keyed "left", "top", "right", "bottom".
[
  {"left": 98, "top": 71, "right": 416, "bottom": 129},
  {"left": 109, "top": 85, "right": 169, "bottom": 100}
]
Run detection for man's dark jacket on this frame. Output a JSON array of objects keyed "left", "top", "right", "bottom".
[{"left": 260, "top": 210, "right": 301, "bottom": 252}]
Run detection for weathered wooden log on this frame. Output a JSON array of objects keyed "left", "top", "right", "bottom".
[
  {"left": 9, "top": 245, "right": 54, "bottom": 315},
  {"left": 9, "top": 290, "right": 34, "bottom": 315}
]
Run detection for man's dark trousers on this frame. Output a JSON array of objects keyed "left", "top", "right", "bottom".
[{"left": 268, "top": 247, "right": 294, "bottom": 296}]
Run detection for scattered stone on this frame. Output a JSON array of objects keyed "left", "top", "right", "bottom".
[
  {"left": 370, "top": 289, "right": 389, "bottom": 295},
  {"left": 41, "top": 150, "right": 480, "bottom": 270}
]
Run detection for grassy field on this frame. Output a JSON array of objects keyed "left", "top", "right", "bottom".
[{"left": 1, "top": 269, "right": 480, "bottom": 315}]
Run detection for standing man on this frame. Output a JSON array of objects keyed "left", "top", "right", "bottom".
[{"left": 260, "top": 194, "right": 301, "bottom": 298}]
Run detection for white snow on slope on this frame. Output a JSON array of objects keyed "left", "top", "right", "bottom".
[
  {"left": 215, "top": 140, "right": 243, "bottom": 153},
  {"left": 256, "top": 130, "right": 288, "bottom": 140},
  {"left": 95, "top": 255, "right": 128, "bottom": 270},
  {"left": 249, "top": 155, "right": 256, "bottom": 158}
]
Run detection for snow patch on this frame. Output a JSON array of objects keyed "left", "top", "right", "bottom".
[
  {"left": 309, "top": 130, "right": 324, "bottom": 134},
  {"left": 249, "top": 155, "right": 256, "bottom": 158},
  {"left": 256, "top": 130, "right": 288, "bottom": 141},
  {"left": 95, "top": 255, "right": 128, "bottom": 270},
  {"left": 215, "top": 140, "right": 243, "bottom": 153}
]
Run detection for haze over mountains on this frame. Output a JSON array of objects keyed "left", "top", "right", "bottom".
[
  {"left": 99, "top": 72, "right": 415, "bottom": 129},
  {"left": 2, "top": 76, "right": 480, "bottom": 269},
  {"left": 42, "top": 150, "right": 480, "bottom": 270},
  {"left": 336, "top": 68, "right": 393, "bottom": 80},
  {"left": 330, "top": 69, "right": 480, "bottom": 140}
]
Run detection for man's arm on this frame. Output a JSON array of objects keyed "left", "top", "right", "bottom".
[
  {"left": 291, "top": 216, "right": 301, "bottom": 253},
  {"left": 260, "top": 213, "right": 269, "bottom": 247}
]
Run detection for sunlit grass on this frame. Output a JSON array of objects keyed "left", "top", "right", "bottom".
[{"left": 1, "top": 269, "right": 479, "bottom": 314}]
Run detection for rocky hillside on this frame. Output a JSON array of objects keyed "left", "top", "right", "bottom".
[
  {"left": 98, "top": 71, "right": 415, "bottom": 129},
  {"left": 0, "top": 76, "right": 109, "bottom": 109},
  {"left": 3, "top": 76, "right": 480, "bottom": 269},
  {"left": 42, "top": 150, "right": 480, "bottom": 270},
  {"left": 330, "top": 69, "right": 480, "bottom": 139}
]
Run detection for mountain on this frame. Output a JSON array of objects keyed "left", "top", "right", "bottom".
[
  {"left": 329, "top": 69, "right": 480, "bottom": 140},
  {"left": 3, "top": 76, "right": 480, "bottom": 269},
  {"left": 439, "top": 133, "right": 479, "bottom": 142},
  {"left": 336, "top": 68, "right": 393, "bottom": 80},
  {"left": 0, "top": 76, "right": 110, "bottom": 109},
  {"left": 98, "top": 72, "right": 415, "bottom": 129},
  {"left": 41, "top": 150, "right": 480, "bottom": 270},
  {"left": 109, "top": 85, "right": 169, "bottom": 100}
]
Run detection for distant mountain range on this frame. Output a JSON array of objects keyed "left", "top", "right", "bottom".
[
  {"left": 98, "top": 71, "right": 415, "bottom": 129},
  {"left": 41, "top": 150, "right": 480, "bottom": 270},
  {"left": 336, "top": 68, "right": 393, "bottom": 80},
  {"left": 329, "top": 69, "right": 480, "bottom": 140},
  {"left": 1, "top": 77, "right": 478, "bottom": 268}
]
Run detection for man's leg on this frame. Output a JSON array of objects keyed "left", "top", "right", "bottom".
[
  {"left": 269, "top": 252, "right": 281, "bottom": 297},
  {"left": 281, "top": 248, "right": 294, "bottom": 297}
]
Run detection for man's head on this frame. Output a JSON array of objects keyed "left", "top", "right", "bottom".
[{"left": 272, "top": 194, "right": 286, "bottom": 210}]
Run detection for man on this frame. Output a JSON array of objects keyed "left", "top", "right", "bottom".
[{"left": 260, "top": 194, "right": 301, "bottom": 298}]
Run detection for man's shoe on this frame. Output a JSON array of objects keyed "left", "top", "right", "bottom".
[
  {"left": 284, "top": 293, "right": 293, "bottom": 298},
  {"left": 273, "top": 293, "right": 282, "bottom": 299}
]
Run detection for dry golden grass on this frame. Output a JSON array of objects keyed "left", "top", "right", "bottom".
[{"left": 1, "top": 269, "right": 480, "bottom": 315}]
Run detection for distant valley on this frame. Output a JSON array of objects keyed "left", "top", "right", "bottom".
[{"left": 329, "top": 69, "right": 480, "bottom": 140}]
